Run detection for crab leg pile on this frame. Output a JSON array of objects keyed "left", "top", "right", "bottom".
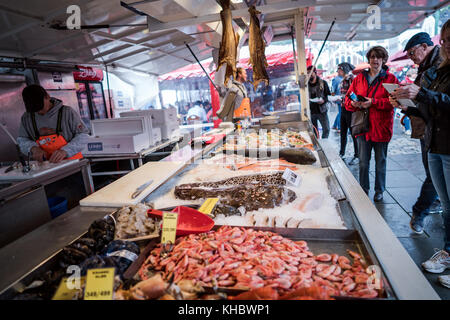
[{"left": 138, "top": 226, "right": 381, "bottom": 299}]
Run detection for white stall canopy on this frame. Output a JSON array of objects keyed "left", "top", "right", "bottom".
[{"left": 0, "top": 0, "right": 447, "bottom": 76}]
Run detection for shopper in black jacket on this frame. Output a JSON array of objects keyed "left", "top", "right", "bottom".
[
  {"left": 337, "top": 63, "right": 357, "bottom": 164},
  {"left": 307, "top": 65, "right": 331, "bottom": 139},
  {"left": 389, "top": 32, "right": 443, "bottom": 235},
  {"left": 392, "top": 20, "right": 450, "bottom": 288}
]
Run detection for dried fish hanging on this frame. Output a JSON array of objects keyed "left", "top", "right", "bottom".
[
  {"left": 217, "top": 0, "right": 240, "bottom": 86},
  {"left": 248, "top": 6, "right": 269, "bottom": 89}
]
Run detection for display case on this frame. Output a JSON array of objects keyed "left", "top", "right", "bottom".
[{"left": 0, "top": 121, "right": 440, "bottom": 300}]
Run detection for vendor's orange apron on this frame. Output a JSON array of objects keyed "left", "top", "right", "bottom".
[
  {"left": 233, "top": 85, "right": 251, "bottom": 119},
  {"left": 232, "top": 83, "right": 251, "bottom": 119},
  {"left": 31, "top": 108, "right": 83, "bottom": 160}
]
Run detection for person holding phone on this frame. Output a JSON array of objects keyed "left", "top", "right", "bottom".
[
  {"left": 344, "top": 46, "right": 399, "bottom": 202},
  {"left": 391, "top": 20, "right": 450, "bottom": 287},
  {"left": 388, "top": 32, "right": 443, "bottom": 236}
]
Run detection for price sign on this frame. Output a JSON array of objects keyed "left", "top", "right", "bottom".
[
  {"left": 282, "top": 168, "right": 302, "bottom": 187},
  {"left": 52, "top": 276, "right": 86, "bottom": 300},
  {"left": 84, "top": 268, "right": 115, "bottom": 300},
  {"left": 198, "top": 198, "right": 219, "bottom": 215},
  {"left": 161, "top": 212, "right": 178, "bottom": 244}
]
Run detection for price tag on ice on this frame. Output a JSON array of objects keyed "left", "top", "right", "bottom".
[
  {"left": 282, "top": 168, "right": 301, "bottom": 187},
  {"left": 198, "top": 198, "right": 219, "bottom": 215},
  {"left": 83, "top": 268, "right": 115, "bottom": 300},
  {"left": 161, "top": 212, "right": 178, "bottom": 244}
]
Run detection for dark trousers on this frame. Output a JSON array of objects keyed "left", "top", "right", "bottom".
[
  {"left": 311, "top": 112, "right": 330, "bottom": 139},
  {"left": 340, "top": 110, "right": 358, "bottom": 157},
  {"left": 412, "top": 139, "right": 439, "bottom": 217},
  {"left": 357, "top": 136, "right": 389, "bottom": 194}
]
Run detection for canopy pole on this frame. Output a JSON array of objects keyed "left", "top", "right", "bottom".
[
  {"left": 185, "top": 42, "right": 219, "bottom": 92},
  {"left": 290, "top": 26, "right": 299, "bottom": 84},
  {"left": 294, "top": 8, "right": 310, "bottom": 121},
  {"left": 104, "top": 63, "right": 114, "bottom": 118},
  {"left": 312, "top": 18, "right": 336, "bottom": 69}
]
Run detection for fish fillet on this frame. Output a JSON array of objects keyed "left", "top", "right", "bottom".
[{"left": 248, "top": 6, "right": 269, "bottom": 89}]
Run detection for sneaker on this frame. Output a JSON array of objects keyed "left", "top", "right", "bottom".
[
  {"left": 438, "top": 275, "right": 450, "bottom": 289},
  {"left": 410, "top": 214, "right": 425, "bottom": 234},
  {"left": 339, "top": 153, "right": 345, "bottom": 159},
  {"left": 405, "top": 130, "right": 411, "bottom": 135},
  {"left": 349, "top": 157, "right": 359, "bottom": 165},
  {"left": 422, "top": 249, "right": 450, "bottom": 273},
  {"left": 428, "top": 200, "right": 443, "bottom": 215},
  {"left": 374, "top": 192, "right": 383, "bottom": 202}
]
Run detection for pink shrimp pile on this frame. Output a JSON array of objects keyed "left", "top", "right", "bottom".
[{"left": 138, "top": 226, "right": 381, "bottom": 299}]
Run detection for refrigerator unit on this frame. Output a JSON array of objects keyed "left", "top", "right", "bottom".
[{"left": 73, "top": 67, "right": 109, "bottom": 130}]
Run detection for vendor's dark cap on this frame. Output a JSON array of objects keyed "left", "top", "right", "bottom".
[{"left": 404, "top": 32, "right": 434, "bottom": 52}]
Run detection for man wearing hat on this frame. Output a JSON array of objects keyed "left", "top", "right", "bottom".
[
  {"left": 389, "top": 32, "right": 443, "bottom": 234},
  {"left": 337, "top": 62, "right": 358, "bottom": 165}
]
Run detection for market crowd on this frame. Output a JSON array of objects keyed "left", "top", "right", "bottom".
[
  {"left": 309, "top": 20, "right": 450, "bottom": 289},
  {"left": 177, "top": 100, "right": 213, "bottom": 124}
]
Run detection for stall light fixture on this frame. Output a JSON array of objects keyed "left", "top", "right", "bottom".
[{"left": 231, "top": 0, "right": 244, "bottom": 3}]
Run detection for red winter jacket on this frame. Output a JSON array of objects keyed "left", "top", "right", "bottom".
[{"left": 344, "top": 66, "right": 399, "bottom": 142}]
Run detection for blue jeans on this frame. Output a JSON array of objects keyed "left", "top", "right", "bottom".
[
  {"left": 357, "top": 136, "right": 388, "bottom": 194},
  {"left": 412, "top": 139, "right": 438, "bottom": 218},
  {"left": 428, "top": 153, "right": 450, "bottom": 252},
  {"left": 332, "top": 102, "right": 341, "bottom": 130}
]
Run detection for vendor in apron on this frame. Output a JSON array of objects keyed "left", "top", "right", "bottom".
[
  {"left": 17, "top": 85, "right": 89, "bottom": 163},
  {"left": 217, "top": 67, "right": 251, "bottom": 122}
]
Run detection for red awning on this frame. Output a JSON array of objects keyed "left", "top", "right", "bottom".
[
  {"left": 159, "top": 49, "right": 313, "bottom": 81},
  {"left": 386, "top": 59, "right": 417, "bottom": 71}
]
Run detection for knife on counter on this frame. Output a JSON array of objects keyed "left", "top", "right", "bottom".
[{"left": 131, "top": 179, "right": 154, "bottom": 199}]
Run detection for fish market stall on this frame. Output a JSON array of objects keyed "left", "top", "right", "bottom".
[
  {"left": 0, "top": 0, "right": 445, "bottom": 301},
  {"left": 0, "top": 119, "right": 440, "bottom": 300}
]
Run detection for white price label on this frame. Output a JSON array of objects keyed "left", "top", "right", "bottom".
[{"left": 282, "top": 168, "right": 302, "bottom": 187}]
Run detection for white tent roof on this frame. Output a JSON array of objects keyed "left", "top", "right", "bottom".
[{"left": 0, "top": 0, "right": 447, "bottom": 76}]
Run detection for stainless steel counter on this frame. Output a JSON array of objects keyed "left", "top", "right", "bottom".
[{"left": 0, "top": 159, "right": 93, "bottom": 200}]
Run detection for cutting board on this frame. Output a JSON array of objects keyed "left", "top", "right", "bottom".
[
  {"left": 79, "top": 161, "right": 186, "bottom": 207},
  {"left": 0, "top": 160, "right": 78, "bottom": 181}
]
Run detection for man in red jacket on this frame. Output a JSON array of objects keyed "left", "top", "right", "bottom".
[{"left": 344, "top": 46, "right": 399, "bottom": 202}]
